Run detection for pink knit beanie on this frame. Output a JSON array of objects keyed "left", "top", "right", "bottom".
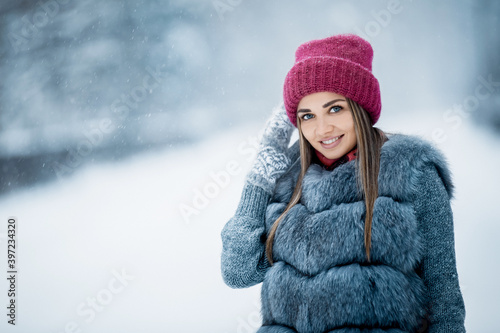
[{"left": 283, "top": 34, "right": 381, "bottom": 127}]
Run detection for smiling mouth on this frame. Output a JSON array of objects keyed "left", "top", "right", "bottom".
[
  {"left": 321, "top": 135, "right": 342, "bottom": 145},
  {"left": 320, "top": 134, "right": 344, "bottom": 149},
  {"left": 321, "top": 135, "right": 343, "bottom": 144}
]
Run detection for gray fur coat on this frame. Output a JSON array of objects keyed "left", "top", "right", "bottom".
[{"left": 221, "top": 133, "right": 466, "bottom": 332}]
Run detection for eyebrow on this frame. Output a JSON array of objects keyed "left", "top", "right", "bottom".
[{"left": 297, "top": 99, "right": 346, "bottom": 113}]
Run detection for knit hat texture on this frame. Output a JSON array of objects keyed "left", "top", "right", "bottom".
[{"left": 283, "top": 34, "right": 381, "bottom": 127}]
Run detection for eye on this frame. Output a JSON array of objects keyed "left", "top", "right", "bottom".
[
  {"left": 329, "top": 105, "right": 343, "bottom": 113},
  {"left": 300, "top": 113, "right": 313, "bottom": 120}
]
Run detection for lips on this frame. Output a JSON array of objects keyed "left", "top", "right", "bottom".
[{"left": 320, "top": 134, "right": 344, "bottom": 149}]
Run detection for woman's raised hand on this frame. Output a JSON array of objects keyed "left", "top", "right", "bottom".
[{"left": 245, "top": 103, "right": 297, "bottom": 194}]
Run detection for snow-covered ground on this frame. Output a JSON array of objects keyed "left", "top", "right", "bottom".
[{"left": 0, "top": 111, "right": 499, "bottom": 332}]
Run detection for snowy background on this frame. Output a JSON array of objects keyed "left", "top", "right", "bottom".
[{"left": 0, "top": 0, "right": 499, "bottom": 332}]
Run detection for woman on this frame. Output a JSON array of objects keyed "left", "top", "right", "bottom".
[{"left": 220, "top": 34, "right": 466, "bottom": 332}]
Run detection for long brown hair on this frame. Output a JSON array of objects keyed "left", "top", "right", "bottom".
[{"left": 265, "top": 98, "right": 385, "bottom": 265}]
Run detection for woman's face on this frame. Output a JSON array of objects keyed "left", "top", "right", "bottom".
[{"left": 297, "top": 91, "right": 357, "bottom": 160}]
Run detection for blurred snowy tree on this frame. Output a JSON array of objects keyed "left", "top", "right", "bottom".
[
  {"left": 0, "top": 0, "right": 215, "bottom": 193},
  {"left": 0, "top": 0, "right": 214, "bottom": 159}
]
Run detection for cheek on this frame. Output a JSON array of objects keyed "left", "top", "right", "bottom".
[
  {"left": 299, "top": 123, "right": 313, "bottom": 141},
  {"left": 300, "top": 127, "right": 317, "bottom": 147},
  {"left": 346, "top": 124, "right": 357, "bottom": 146},
  {"left": 339, "top": 114, "right": 355, "bottom": 134},
  {"left": 336, "top": 115, "right": 356, "bottom": 144},
  {"left": 346, "top": 124, "right": 356, "bottom": 137}
]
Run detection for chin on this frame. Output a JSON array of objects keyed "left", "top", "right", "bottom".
[
  {"left": 325, "top": 153, "right": 342, "bottom": 160},
  {"left": 320, "top": 150, "right": 342, "bottom": 160}
]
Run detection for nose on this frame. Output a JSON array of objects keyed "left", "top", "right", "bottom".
[{"left": 316, "top": 117, "right": 334, "bottom": 137}]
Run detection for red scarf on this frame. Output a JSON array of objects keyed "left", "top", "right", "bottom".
[{"left": 314, "top": 147, "right": 358, "bottom": 171}]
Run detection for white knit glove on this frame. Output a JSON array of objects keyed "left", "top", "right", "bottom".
[{"left": 245, "top": 103, "right": 298, "bottom": 194}]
